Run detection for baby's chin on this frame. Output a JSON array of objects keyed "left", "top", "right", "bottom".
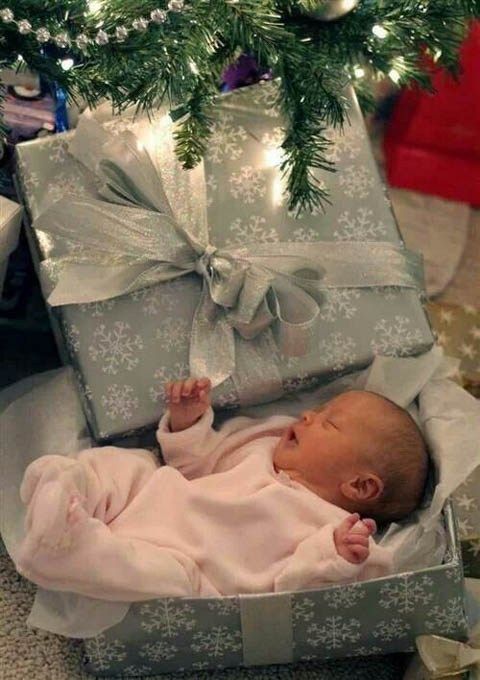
[{"left": 272, "top": 443, "right": 293, "bottom": 474}]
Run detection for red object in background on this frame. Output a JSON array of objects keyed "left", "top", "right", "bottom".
[{"left": 384, "top": 22, "right": 480, "bottom": 205}]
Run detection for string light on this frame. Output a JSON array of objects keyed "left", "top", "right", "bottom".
[
  {"left": 354, "top": 65, "right": 365, "bottom": 79},
  {"left": 372, "top": 24, "right": 388, "bottom": 39},
  {"left": 61, "top": 58, "right": 74, "bottom": 71},
  {"left": 87, "top": 0, "right": 102, "bottom": 13},
  {"left": 388, "top": 68, "right": 401, "bottom": 84}
]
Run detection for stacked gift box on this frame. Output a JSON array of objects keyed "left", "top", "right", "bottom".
[
  {"left": 15, "top": 82, "right": 434, "bottom": 443},
  {"left": 14, "top": 83, "right": 473, "bottom": 676}
]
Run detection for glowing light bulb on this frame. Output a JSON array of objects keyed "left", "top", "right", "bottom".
[
  {"left": 372, "top": 24, "right": 388, "bottom": 39},
  {"left": 88, "top": 1, "right": 102, "bottom": 13},
  {"left": 354, "top": 66, "right": 365, "bottom": 79},
  {"left": 389, "top": 68, "right": 401, "bottom": 84},
  {"left": 61, "top": 58, "right": 74, "bottom": 71},
  {"left": 264, "top": 146, "right": 284, "bottom": 168}
]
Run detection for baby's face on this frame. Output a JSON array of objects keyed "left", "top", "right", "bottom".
[{"left": 273, "top": 391, "right": 382, "bottom": 503}]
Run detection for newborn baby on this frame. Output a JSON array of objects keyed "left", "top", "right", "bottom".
[{"left": 15, "top": 379, "right": 428, "bottom": 601}]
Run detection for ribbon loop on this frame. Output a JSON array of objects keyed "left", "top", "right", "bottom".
[{"left": 404, "top": 634, "right": 480, "bottom": 679}]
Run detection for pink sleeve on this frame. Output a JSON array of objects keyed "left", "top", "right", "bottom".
[
  {"left": 274, "top": 525, "right": 393, "bottom": 592},
  {"left": 156, "top": 407, "right": 224, "bottom": 479}
]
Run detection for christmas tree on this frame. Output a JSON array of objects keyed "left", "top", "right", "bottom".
[{"left": 1, "top": 0, "right": 480, "bottom": 211}]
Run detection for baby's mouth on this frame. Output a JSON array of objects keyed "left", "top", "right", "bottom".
[{"left": 285, "top": 425, "right": 298, "bottom": 446}]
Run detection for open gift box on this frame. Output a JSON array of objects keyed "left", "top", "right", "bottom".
[
  {"left": 1, "top": 348, "right": 479, "bottom": 676},
  {"left": 14, "top": 82, "right": 434, "bottom": 443}
]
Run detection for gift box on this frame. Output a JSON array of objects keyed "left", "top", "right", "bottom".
[
  {"left": 15, "top": 83, "right": 434, "bottom": 442},
  {"left": 81, "top": 502, "right": 466, "bottom": 676},
  {"left": 0, "top": 195, "right": 23, "bottom": 297},
  {"left": 384, "top": 22, "right": 480, "bottom": 205},
  {"left": 427, "top": 301, "right": 480, "bottom": 398},
  {"left": 1, "top": 353, "right": 473, "bottom": 676}
]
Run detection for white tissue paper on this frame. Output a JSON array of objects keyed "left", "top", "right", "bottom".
[{"left": 1, "top": 346, "right": 480, "bottom": 638}]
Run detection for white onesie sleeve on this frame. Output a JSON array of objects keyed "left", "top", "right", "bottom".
[
  {"left": 274, "top": 524, "right": 393, "bottom": 592},
  {"left": 156, "top": 407, "right": 225, "bottom": 479}
]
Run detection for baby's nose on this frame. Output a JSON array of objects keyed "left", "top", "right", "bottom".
[{"left": 301, "top": 410, "right": 315, "bottom": 425}]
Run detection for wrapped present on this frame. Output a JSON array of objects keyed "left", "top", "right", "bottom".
[
  {"left": 81, "top": 503, "right": 465, "bottom": 676},
  {"left": 0, "top": 195, "right": 23, "bottom": 296},
  {"left": 384, "top": 22, "right": 480, "bottom": 205},
  {"left": 427, "top": 300, "right": 480, "bottom": 577},
  {"left": 427, "top": 301, "right": 480, "bottom": 397},
  {"left": 15, "top": 83, "right": 434, "bottom": 441}
]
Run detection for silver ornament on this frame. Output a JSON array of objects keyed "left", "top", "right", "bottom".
[
  {"left": 54, "top": 31, "right": 70, "bottom": 49},
  {"left": 303, "top": 0, "right": 359, "bottom": 21},
  {"left": 168, "top": 0, "right": 184, "bottom": 12},
  {"left": 0, "top": 8, "right": 14, "bottom": 22},
  {"left": 18, "top": 19, "right": 32, "bottom": 34},
  {"left": 75, "top": 33, "right": 90, "bottom": 51},
  {"left": 115, "top": 26, "right": 129, "bottom": 42},
  {"left": 95, "top": 29, "right": 109, "bottom": 45},
  {"left": 132, "top": 17, "right": 149, "bottom": 31},
  {"left": 151, "top": 8, "right": 167, "bottom": 23},
  {"left": 36, "top": 27, "right": 51, "bottom": 43}
]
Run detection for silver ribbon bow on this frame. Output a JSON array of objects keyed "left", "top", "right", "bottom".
[
  {"left": 404, "top": 635, "right": 480, "bottom": 679},
  {"left": 34, "top": 114, "right": 424, "bottom": 390}
]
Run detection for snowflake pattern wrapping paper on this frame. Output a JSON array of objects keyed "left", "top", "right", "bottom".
[
  {"left": 15, "top": 83, "right": 433, "bottom": 441},
  {"left": 81, "top": 504, "right": 467, "bottom": 676}
]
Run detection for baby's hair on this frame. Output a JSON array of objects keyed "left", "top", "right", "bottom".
[{"left": 362, "top": 392, "right": 429, "bottom": 524}]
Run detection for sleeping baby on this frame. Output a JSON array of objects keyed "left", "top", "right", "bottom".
[{"left": 14, "top": 378, "right": 428, "bottom": 601}]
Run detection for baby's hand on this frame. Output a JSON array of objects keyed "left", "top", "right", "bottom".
[
  {"left": 334, "top": 513, "right": 377, "bottom": 565},
  {"left": 166, "top": 377, "right": 211, "bottom": 432}
]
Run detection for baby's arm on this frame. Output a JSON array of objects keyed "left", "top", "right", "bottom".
[
  {"left": 157, "top": 377, "right": 224, "bottom": 478},
  {"left": 274, "top": 514, "right": 393, "bottom": 592}
]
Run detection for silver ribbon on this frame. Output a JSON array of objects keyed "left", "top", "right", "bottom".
[
  {"left": 239, "top": 593, "right": 293, "bottom": 666},
  {"left": 34, "top": 115, "right": 424, "bottom": 389}
]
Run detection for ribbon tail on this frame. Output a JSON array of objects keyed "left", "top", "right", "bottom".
[
  {"left": 34, "top": 197, "right": 197, "bottom": 305},
  {"left": 189, "top": 282, "right": 236, "bottom": 387}
]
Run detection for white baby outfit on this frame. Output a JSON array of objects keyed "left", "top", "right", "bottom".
[{"left": 15, "top": 408, "right": 392, "bottom": 601}]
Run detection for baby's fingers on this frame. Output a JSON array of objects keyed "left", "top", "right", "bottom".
[
  {"left": 197, "top": 378, "right": 211, "bottom": 402},
  {"left": 347, "top": 545, "right": 369, "bottom": 564},
  {"left": 169, "top": 381, "right": 184, "bottom": 404},
  {"left": 338, "top": 513, "right": 360, "bottom": 535},
  {"left": 181, "top": 378, "right": 197, "bottom": 398},
  {"left": 344, "top": 534, "right": 369, "bottom": 548},
  {"left": 197, "top": 377, "right": 211, "bottom": 393},
  {"left": 361, "top": 518, "right": 377, "bottom": 536}
]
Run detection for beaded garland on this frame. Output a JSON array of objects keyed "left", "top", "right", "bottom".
[{"left": 0, "top": 1, "right": 186, "bottom": 53}]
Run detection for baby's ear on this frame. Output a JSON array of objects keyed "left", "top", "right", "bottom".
[{"left": 341, "top": 474, "right": 384, "bottom": 502}]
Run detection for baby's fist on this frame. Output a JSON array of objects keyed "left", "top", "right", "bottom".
[
  {"left": 166, "top": 377, "right": 211, "bottom": 432},
  {"left": 334, "top": 513, "right": 377, "bottom": 565}
]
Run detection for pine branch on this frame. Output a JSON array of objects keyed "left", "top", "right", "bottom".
[{"left": 2, "top": 0, "right": 480, "bottom": 210}]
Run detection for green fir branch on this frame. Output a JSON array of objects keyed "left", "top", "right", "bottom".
[{"left": 1, "top": 0, "right": 480, "bottom": 210}]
